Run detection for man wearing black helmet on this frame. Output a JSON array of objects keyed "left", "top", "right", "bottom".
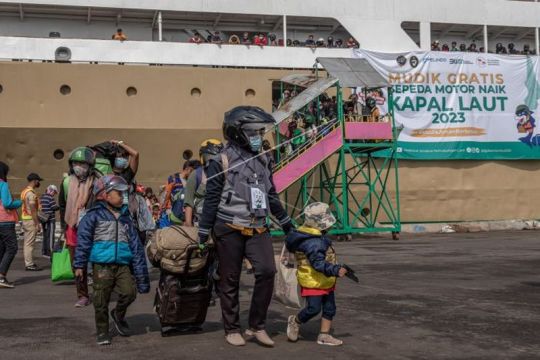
[{"left": 198, "top": 106, "right": 293, "bottom": 347}]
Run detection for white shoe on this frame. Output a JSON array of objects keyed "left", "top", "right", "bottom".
[
  {"left": 287, "top": 315, "right": 300, "bottom": 342},
  {"left": 225, "top": 333, "right": 246, "bottom": 346},
  {"left": 317, "top": 333, "right": 343, "bottom": 346},
  {"left": 245, "top": 329, "right": 275, "bottom": 347}
]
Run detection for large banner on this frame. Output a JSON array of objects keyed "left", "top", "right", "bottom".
[{"left": 356, "top": 49, "right": 540, "bottom": 159}]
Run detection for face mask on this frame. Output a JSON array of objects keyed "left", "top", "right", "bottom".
[
  {"left": 122, "top": 191, "right": 129, "bottom": 206},
  {"left": 248, "top": 135, "right": 263, "bottom": 152},
  {"left": 114, "top": 157, "right": 129, "bottom": 170},
  {"left": 73, "top": 165, "right": 89, "bottom": 178}
]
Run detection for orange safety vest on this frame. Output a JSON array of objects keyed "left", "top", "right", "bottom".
[{"left": 21, "top": 187, "right": 38, "bottom": 221}]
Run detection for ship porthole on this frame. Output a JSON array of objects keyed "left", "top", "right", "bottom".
[
  {"left": 53, "top": 149, "right": 65, "bottom": 160},
  {"left": 126, "top": 86, "right": 137, "bottom": 96},
  {"left": 245, "top": 89, "right": 256, "bottom": 98},
  {"left": 60, "top": 84, "right": 71, "bottom": 95},
  {"left": 182, "top": 149, "right": 193, "bottom": 160},
  {"left": 191, "top": 88, "right": 201, "bottom": 97},
  {"left": 0, "top": 84, "right": 3, "bottom": 94}
]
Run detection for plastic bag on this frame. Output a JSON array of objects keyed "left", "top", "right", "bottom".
[{"left": 51, "top": 242, "right": 74, "bottom": 282}]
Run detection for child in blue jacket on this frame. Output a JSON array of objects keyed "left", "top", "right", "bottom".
[
  {"left": 74, "top": 175, "right": 149, "bottom": 346},
  {"left": 285, "top": 202, "right": 347, "bottom": 346}
]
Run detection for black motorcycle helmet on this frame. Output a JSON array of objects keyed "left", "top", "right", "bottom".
[
  {"left": 223, "top": 106, "right": 275, "bottom": 149},
  {"left": 366, "top": 97, "right": 377, "bottom": 108}
]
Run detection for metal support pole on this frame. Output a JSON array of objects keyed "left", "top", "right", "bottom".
[
  {"left": 158, "top": 11, "right": 163, "bottom": 42},
  {"left": 483, "top": 24, "right": 488, "bottom": 53},
  {"left": 537, "top": 1, "right": 540, "bottom": 56},
  {"left": 283, "top": 15, "right": 287, "bottom": 47}
]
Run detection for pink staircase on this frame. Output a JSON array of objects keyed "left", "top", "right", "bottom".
[{"left": 273, "top": 127, "right": 343, "bottom": 193}]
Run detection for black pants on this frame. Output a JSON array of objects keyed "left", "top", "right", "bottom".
[
  {"left": 41, "top": 219, "right": 55, "bottom": 257},
  {"left": 213, "top": 222, "right": 276, "bottom": 334},
  {"left": 0, "top": 224, "right": 18, "bottom": 275}
]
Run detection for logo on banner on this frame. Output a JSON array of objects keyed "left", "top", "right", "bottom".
[
  {"left": 450, "top": 58, "right": 473, "bottom": 65},
  {"left": 396, "top": 55, "right": 407, "bottom": 66},
  {"left": 476, "top": 57, "right": 487, "bottom": 67},
  {"left": 410, "top": 56, "right": 419, "bottom": 68}
]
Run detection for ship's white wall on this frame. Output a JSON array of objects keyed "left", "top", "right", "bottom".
[
  {"left": 3, "top": 0, "right": 540, "bottom": 52},
  {"left": 0, "top": 36, "right": 353, "bottom": 68},
  {"left": 0, "top": 17, "right": 153, "bottom": 40}
]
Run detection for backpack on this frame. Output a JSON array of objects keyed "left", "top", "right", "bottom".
[
  {"left": 146, "top": 225, "right": 211, "bottom": 274},
  {"left": 168, "top": 173, "right": 185, "bottom": 220}
]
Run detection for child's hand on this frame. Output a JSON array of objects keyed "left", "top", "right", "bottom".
[
  {"left": 75, "top": 269, "right": 84, "bottom": 279},
  {"left": 338, "top": 267, "right": 348, "bottom": 278}
]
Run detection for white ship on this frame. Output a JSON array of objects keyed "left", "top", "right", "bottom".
[{"left": 0, "top": 0, "right": 539, "bottom": 223}]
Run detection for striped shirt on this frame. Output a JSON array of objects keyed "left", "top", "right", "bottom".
[{"left": 39, "top": 193, "right": 59, "bottom": 220}]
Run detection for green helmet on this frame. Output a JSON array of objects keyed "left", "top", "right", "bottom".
[{"left": 69, "top": 147, "right": 96, "bottom": 166}]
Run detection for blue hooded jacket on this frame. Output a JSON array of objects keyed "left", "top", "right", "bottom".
[
  {"left": 286, "top": 228, "right": 341, "bottom": 278},
  {"left": 74, "top": 201, "right": 150, "bottom": 293}
]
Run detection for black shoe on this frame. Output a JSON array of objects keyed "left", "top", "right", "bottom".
[
  {"left": 111, "top": 309, "right": 130, "bottom": 337},
  {"left": 25, "top": 264, "right": 42, "bottom": 271},
  {"left": 96, "top": 333, "right": 111, "bottom": 346},
  {"left": 0, "top": 277, "right": 14, "bottom": 289}
]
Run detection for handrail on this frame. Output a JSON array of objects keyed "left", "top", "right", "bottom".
[{"left": 273, "top": 120, "right": 340, "bottom": 172}]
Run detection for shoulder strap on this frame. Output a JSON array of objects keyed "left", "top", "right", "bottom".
[
  {"left": 169, "top": 225, "right": 197, "bottom": 242},
  {"left": 220, "top": 152, "right": 229, "bottom": 180},
  {"left": 195, "top": 167, "right": 204, "bottom": 189}
]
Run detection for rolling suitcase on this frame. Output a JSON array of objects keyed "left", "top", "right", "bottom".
[{"left": 154, "top": 244, "right": 215, "bottom": 336}]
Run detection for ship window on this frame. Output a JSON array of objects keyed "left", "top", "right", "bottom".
[
  {"left": 191, "top": 88, "right": 201, "bottom": 97},
  {"left": 53, "top": 149, "right": 65, "bottom": 160},
  {"left": 126, "top": 86, "right": 138, "bottom": 96},
  {"left": 60, "top": 85, "right": 71, "bottom": 95},
  {"left": 0, "top": 84, "right": 3, "bottom": 94},
  {"left": 182, "top": 149, "right": 193, "bottom": 160},
  {"left": 245, "top": 89, "right": 256, "bottom": 98}
]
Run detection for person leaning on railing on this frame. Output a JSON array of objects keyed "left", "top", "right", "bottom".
[{"left": 229, "top": 34, "right": 241, "bottom": 45}]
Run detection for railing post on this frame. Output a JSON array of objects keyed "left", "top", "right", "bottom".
[
  {"left": 283, "top": 15, "right": 287, "bottom": 47},
  {"left": 158, "top": 11, "right": 163, "bottom": 42}
]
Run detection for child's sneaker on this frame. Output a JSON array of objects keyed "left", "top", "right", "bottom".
[
  {"left": 96, "top": 333, "right": 111, "bottom": 346},
  {"left": 0, "top": 276, "right": 14, "bottom": 289},
  {"left": 111, "top": 309, "right": 131, "bottom": 337},
  {"left": 74, "top": 296, "right": 90, "bottom": 308},
  {"left": 317, "top": 333, "right": 343, "bottom": 346},
  {"left": 287, "top": 315, "right": 300, "bottom": 342}
]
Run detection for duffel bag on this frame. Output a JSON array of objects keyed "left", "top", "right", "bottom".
[{"left": 146, "top": 225, "right": 209, "bottom": 275}]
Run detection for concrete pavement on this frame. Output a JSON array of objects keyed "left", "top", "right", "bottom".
[{"left": 1, "top": 231, "right": 540, "bottom": 359}]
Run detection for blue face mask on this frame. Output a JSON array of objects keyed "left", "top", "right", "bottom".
[
  {"left": 122, "top": 191, "right": 129, "bottom": 206},
  {"left": 248, "top": 135, "right": 262, "bottom": 152},
  {"left": 114, "top": 157, "right": 129, "bottom": 170}
]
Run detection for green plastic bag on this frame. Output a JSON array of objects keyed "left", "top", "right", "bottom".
[{"left": 51, "top": 243, "right": 74, "bottom": 282}]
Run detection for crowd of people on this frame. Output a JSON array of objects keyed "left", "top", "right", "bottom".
[
  {"left": 188, "top": 31, "right": 360, "bottom": 48},
  {"left": 112, "top": 28, "right": 359, "bottom": 49},
  {"left": 0, "top": 105, "right": 352, "bottom": 348},
  {"left": 431, "top": 40, "right": 536, "bottom": 55},
  {"left": 274, "top": 89, "right": 384, "bottom": 159}
]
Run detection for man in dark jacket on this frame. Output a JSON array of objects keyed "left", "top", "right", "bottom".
[{"left": 198, "top": 106, "right": 293, "bottom": 347}]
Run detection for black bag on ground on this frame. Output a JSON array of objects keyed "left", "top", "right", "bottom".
[{"left": 154, "top": 245, "right": 214, "bottom": 335}]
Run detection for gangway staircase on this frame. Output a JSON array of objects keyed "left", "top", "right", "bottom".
[{"left": 270, "top": 58, "right": 401, "bottom": 240}]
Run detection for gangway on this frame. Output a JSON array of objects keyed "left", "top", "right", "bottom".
[{"left": 270, "top": 57, "right": 401, "bottom": 240}]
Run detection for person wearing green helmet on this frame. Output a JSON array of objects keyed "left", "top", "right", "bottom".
[{"left": 58, "top": 146, "right": 98, "bottom": 308}]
